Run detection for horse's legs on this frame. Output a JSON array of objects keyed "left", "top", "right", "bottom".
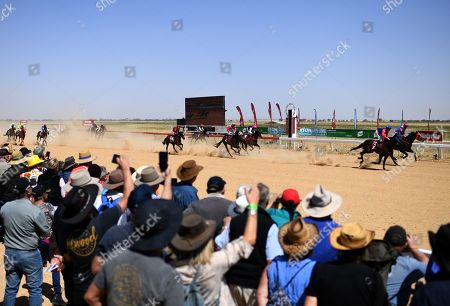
[
  {"left": 376, "top": 153, "right": 383, "bottom": 164},
  {"left": 172, "top": 143, "right": 178, "bottom": 153},
  {"left": 224, "top": 143, "right": 233, "bottom": 158},
  {"left": 255, "top": 144, "right": 261, "bottom": 153},
  {"left": 390, "top": 152, "right": 398, "bottom": 166},
  {"left": 383, "top": 155, "right": 388, "bottom": 170},
  {"left": 360, "top": 152, "right": 364, "bottom": 164}
]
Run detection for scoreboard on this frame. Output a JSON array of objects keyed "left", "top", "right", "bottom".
[{"left": 185, "top": 96, "right": 226, "bottom": 126}]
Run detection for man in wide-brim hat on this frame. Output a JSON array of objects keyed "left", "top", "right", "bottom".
[
  {"left": 62, "top": 169, "right": 103, "bottom": 195},
  {"left": 301, "top": 184, "right": 343, "bottom": 263},
  {"left": 8, "top": 151, "right": 29, "bottom": 166},
  {"left": 172, "top": 160, "right": 204, "bottom": 210},
  {"left": 76, "top": 150, "right": 97, "bottom": 166},
  {"left": 133, "top": 165, "right": 172, "bottom": 200}
]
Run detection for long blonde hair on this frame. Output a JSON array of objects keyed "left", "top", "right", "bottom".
[{"left": 171, "top": 239, "right": 215, "bottom": 265}]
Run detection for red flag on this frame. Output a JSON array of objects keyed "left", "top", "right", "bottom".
[
  {"left": 376, "top": 108, "right": 380, "bottom": 129},
  {"left": 268, "top": 102, "right": 273, "bottom": 122},
  {"left": 331, "top": 109, "right": 336, "bottom": 129},
  {"left": 236, "top": 106, "right": 244, "bottom": 126},
  {"left": 251, "top": 102, "right": 258, "bottom": 126},
  {"left": 297, "top": 108, "right": 301, "bottom": 129},
  {"left": 276, "top": 103, "right": 283, "bottom": 121}
]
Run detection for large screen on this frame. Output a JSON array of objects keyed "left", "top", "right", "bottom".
[{"left": 185, "top": 96, "right": 226, "bottom": 125}]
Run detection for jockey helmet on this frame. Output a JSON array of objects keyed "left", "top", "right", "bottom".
[
  {"left": 403, "top": 122, "right": 409, "bottom": 127},
  {"left": 386, "top": 125, "right": 392, "bottom": 130},
  {"left": 232, "top": 124, "right": 236, "bottom": 127}
]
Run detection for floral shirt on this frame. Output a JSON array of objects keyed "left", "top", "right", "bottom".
[{"left": 37, "top": 202, "right": 54, "bottom": 240}]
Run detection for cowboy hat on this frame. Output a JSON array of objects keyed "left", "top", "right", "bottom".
[
  {"left": 428, "top": 223, "right": 450, "bottom": 274},
  {"left": 131, "top": 165, "right": 149, "bottom": 182},
  {"left": 170, "top": 214, "right": 216, "bottom": 252},
  {"left": 63, "top": 169, "right": 103, "bottom": 194},
  {"left": 76, "top": 150, "right": 97, "bottom": 164},
  {"left": 301, "top": 185, "right": 342, "bottom": 218},
  {"left": 278, "top": 217, "right": 319, "bottom": 258},
  {"left": 8, "top": 151, "right": 28, "bottom": 165},
  {"left": 62, "top": 156, "right": 77, "bottom": 171},
  {"left": 26, "top": 155, "right": 45, "bottom": 168},
  {"left": 131, "top": 199, "right": 182, "bottom": 252},
  {"left": 176, "top": 160, "right": 204, "bottom": 181},
  {"left": 103, "top": 169, "right": 125, "bottom": 190},
  {"left": 59, "top": 185, "right": 100, "bottom": 224},
  {"left": 330, "top": 223, "right": 375, "bottom": 251},
  {"left": 134, "top": 166, "right": 164, "bottom": 187},
  {"left": 33, "top": 145, "right": 45, "bottom": 157}
]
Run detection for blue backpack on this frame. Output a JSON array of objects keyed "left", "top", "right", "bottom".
[
  {"left": 98, "top": 189, "right": 121, "bottom": 213},
  {"left": 184, "top": 267, "right": 205, "bottom": 306}
]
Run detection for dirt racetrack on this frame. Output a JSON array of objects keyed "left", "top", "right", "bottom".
[{"left": 1, "top": 129, "right": 450, "bottom": 305}]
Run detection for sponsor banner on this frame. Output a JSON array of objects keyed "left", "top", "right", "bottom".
[
  {"left": 20, "top": 120, "right": 28, "bottom": 124},
  {"left": 418, "top": 130, "right": 443, "bottom": 142},
  {"left": 299, "top": 128, "right": 327, "bottom": 137},
  {"left": 82, "top": 120, "right": 96, "bottom": 127},
  {"left": 326, "top": 129, "right": 376, "bottom": 139}
]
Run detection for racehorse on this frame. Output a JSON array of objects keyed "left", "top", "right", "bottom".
[
  {"left": 89, "top": 124, "right": 98, "bottom": 135},
  {"left": 214, "top": 130, "right": 246, "bottom": 157},
  {"left": 162, "top": 131, "right": 185, "bottom": 153},
  {"left": 190, "top": 129, "right": 208, "bottom": 143},
  {"left": 393, "top": 131, "right": 423, "bottom": 161},
  {"left": 350, "top": 137, "right": 398, "bottom": 170},
  {"left": 15, "top": 128, "right": 26, "bottom": 146},
  {"left": 4, "top": 128, "right": 15, "bottom": 141},
  {"left": 36, "top": 130, "right": 49, "bottom": 146},
  {"left": 241, "top": 129, "right": 262, "bottom": 152},
  {"left": 96, "top": 125, "right": 106, "bottom": 139}
]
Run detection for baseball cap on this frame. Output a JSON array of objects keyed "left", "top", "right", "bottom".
[
  {"left": 281, "top": 188, "right": 300, "bottom": 205},
  {"left": 384, "top": 225, "right": 407, "bottom": 247},
  {"left": 207, "top": 176, "right": 226, "bottom": 193}
]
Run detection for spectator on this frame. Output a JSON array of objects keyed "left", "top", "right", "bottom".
[
  {"left": 170, "top": 184, "right": 259, "bottom": 305},
  {"left": 33, "top": 145, "right": 46, "bottom": 160},
  {"left": 60, "top": 156, "right": 77, "bottom": 184},
  {"left": 30, "top": 185, "right": 66, "bottom": 306},
  {"left": 384, "top": 225, "right": 428, "bottom": 306},
  {"left": 0, "top": 152, "right": 28, "bottom": 204},
  {"left": 133, "top": 165, "right": 172, "bottom": 199},
  {"left": 98, "top": 168, "right": 125, "bottom": 212},
  {"left": 172, "top": 160, "right": 203, "bottom": 210},
  {"left": 228, "top": 185, "right": 249, "bottom": 218},
  {"left": 184, "top": 176, "right": 233, "bottom": 235},
  {"left": 87, "top": 164, "right": 102, "bottom": 180},
  {"left": 1, "top": 177, "right": 51, "bottom": 306},
  {"left": 21, "top": 155, "right": 45, "bottom": 187},
  {"left": 304, "top": 223, "right": 388, "bottom": 306},
  {"left": 216, "top": 183, "right": 283, "bottom": 306},
  {"left": 74, "top": 150, "right": 97, "bottom": 170},
  {"left": 38, "top": 158, "right": 63, "bottom": 207},
  {"left": 301, "top": 185, "right": 342, "bottom": 263},
  {"left": 62, "top": 169, "right": 103, "bottom": 199},
  {"left": 411, "top": 223, "right": 450, "bottom": 306},
  {"left": 85, "top": 199, "right": 184, "bottom": 305},
  {"left": 257, "top": 217, "right": 318, "bottom": 305},
  {"left": 52, "top": 156, "right": 132, "bottom": 305},
  {"left": 267, "top": 188, "right": 302, "bottom": 227}
]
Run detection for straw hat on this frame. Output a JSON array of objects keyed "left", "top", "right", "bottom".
[
  {"left": 301, "top": 185, "right": 342, "bottom": 218},
  {"left": 329, "top": 223, "right": 375, "bottom": 251},
  {"left": 176, "top": 160, "right": 203, "bottom": 181},
  {"left": 76, "top": 150, "right": 97, "bottom": 164},
  {"left": 134, "top": 166, "right": 164, "bottom": 187},
  {"left": 278, "top": 217, "right": 319, "bottom": 257},
  {"left": 9, "top": 151, "right": 28, "bottom": 165},
  {"left": 26, "top": 155, "right": 45, "bottom": 168}
]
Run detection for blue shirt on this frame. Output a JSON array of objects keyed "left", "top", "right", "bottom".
[
  {"left": 267, "top": 256, "right": 316, "bottom": 306},
  {"left": 303, "top": 216, "right": 340, "bottom": 263},
  {"left": 387, "top": 255, "right": 426, "bottom": 306},
  {"left": 266, "top": 207, "right": 300, "bottom": 228},
  {"left": 172, "top": 182, "right": 199, "bottom": 211}
]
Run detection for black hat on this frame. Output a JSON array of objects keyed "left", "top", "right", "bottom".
[
  {"left": 88, "top": 164, "right": 102, "bottom": 179},
  {"left": 130, "top": 199, "right": 182, "bottom": 252},
  {"left": 128, "top": 184, "right": 155, "bottom": 210},
  {"left": 14, "top": 177, "right": 30, "bottom": 194},
  {"left": 428, "top": 223, "right": 450, "bottom": 274},
  {"left": 19, "top": 147, "right": 32, "bottom": 157},
  {"left": 60, "top": 185, "right": 99, "bottom": 224},
  {"left": 206, "top": 176, "right": 226, "bottom": 193},
  {"left": 62, "top": 156, "right": 77, "bottom": 171},
  {"left": 171, "top": 214, "right": 216, "bottom": 252},
  {"left": 31, "top": 185, "right": 45, "bottom": 199},
  {"left": 384, "top": 225, "right": 407, "bottom": 247}
]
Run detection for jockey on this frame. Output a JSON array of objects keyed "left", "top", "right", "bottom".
[
  {"left": 394, "top": 122, "right": 409, "bottom": 142},
  {"left": 198, "top": 124, "right": 205, "bottom": 132},
  {"left": 172, "top": 125, "right": 180, "bottom": 136},
  {"left": 227, "top": 123, "right": 237, "bottom": 135},
  {"left": 247, "top": 124, "right": 257, "bottom": 134},
  {"left": 19, "top": 123, "right": 26, "bottom": 131},
  {"left": 10, "top": 123, "right": 15, "bottom": 131},
  {"left": 41, "top": 124, "right": 48, "bottom": 133}
]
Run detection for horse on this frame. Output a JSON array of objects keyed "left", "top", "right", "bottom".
[
  {"left": 393, "top": 131, "right": 423, "bottom": 161},
  {"left": 241, "top": 129, "right": 262, "bottom": 152},
  {"left": 15, "top": 128, "right": 26, "bottom": 146},
  {"left": 214, "top": 130, "right": 246, "bottom": 157},
  {"left": 350, "top": 137, "right": 398, "bottom": 170},
  {"left": 89, "top": 124, "right": 98, "bottom": 135},
  {"left": 162, "top": 132, "right": 185, "bottom": 153},
  {"left": 190, "top": 129, "right": 208, "bottom": 143},
  {"left": 36, "top": 130, "right": 49, "bottom": 146},
  {"left": 4, "top": 128, "right": 15, "bottom": 141},
  {"left": 96, "top": 125, "right": 106, "bottom": 139}
]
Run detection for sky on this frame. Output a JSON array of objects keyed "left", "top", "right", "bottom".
[{"left": 0, "top": 0, "right": 449, "bottom": 120}]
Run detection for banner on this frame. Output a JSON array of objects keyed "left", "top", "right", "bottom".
[
  {"left": 418, "top": 130, "right": 443, "bottom": 142},
  {"left": 236, "top": 106, "right": 244, "bottom": 126},
  {"left": 276, "top": 103, "right": 283, "bottom": 121},
  {"left": 268, "top": 102, "right": 273, "bottom": 122},
  {"left": 251, "top": 102, "right": 258, "bottom": 126},
  {"left": 377, "top": 108, "right": 380, "bottom": 129},
  {"left": 82, "top": 120, "right": 95, "bottom": 127},
  {"left": 401, "top": 109, "right": 404, "bottom": 123},
  {"left": 331, "top": 109, "right": 336, "bottom": 129},
  {"left": 297, "top": 107, "right": 301, "bottom": 129}
]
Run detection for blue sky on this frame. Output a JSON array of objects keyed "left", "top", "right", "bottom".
[{"left": 0, "top": 0, "right": 449, "bottom": 120}]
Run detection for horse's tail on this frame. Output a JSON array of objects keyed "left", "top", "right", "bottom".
[
  {"left": 350, "top": 142, "right": 365, "bottom": 151},
  {"left": 162, "top": 137, "right": 167, "bottom": 145}
]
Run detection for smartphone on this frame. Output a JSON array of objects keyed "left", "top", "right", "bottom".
[
  {"left": 171, "top": 178, "right": 177, "bottom": 185},
  {"left": 159, "top": 152, "right": 168, "bottom": 172},
  {"left": 112, "top": 154, "right": 120, "bottom": 164},
  {"left": 45, "top": 151, "right": 50, "bottom": 159}
]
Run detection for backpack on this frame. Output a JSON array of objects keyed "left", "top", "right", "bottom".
[
  {"left": 98, "top": 189, "right": 122, "bottom": 213},
  {"left": 362, "top": 239, "right": 398, "bottom": 286},
  {"left": 268, "top": 260, "right": 314, "bottom": 306},
  {"left": 184, "top": 267, "right": 205, "bottom": 306}
]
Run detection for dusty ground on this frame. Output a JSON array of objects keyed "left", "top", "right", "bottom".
[{"left": 1, "top": 129, "right": 450, "bottom": 305}]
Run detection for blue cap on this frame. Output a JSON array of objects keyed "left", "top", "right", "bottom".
[
  {"left": 386, "top": 125, "right": 392, "bottom": 129},
  {"left": 128, "top": 184, "right": 155, "bottom": 210}
]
